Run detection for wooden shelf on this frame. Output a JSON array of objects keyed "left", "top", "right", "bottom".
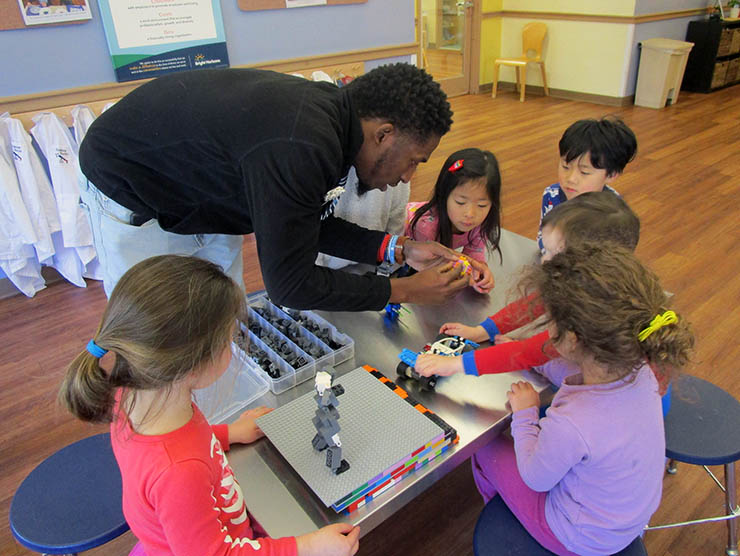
[{"left": 683, "top": 18, "right": 740, "bottom": 92}]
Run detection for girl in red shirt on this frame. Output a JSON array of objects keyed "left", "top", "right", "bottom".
[{"left": 59, "top": 255, "right": 359, "bottom": 556}]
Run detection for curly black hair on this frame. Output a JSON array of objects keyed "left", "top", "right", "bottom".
[{"left": 346, "top": 63, "right": 453, "bottom": 142}]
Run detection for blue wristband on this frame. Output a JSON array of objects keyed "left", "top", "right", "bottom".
[
  {"left": 387, "top": 235, "right": 399, "bottom": 265},
  {"left": 480, "top": 319, "right": 501, "bottom": 342},
  {"left": 462, "top": 351, "right": 479, "bottom": 376}
]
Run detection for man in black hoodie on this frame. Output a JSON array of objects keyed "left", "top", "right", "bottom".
[{"left": 79, "top": 63, "right": 478, "bottom": 310}]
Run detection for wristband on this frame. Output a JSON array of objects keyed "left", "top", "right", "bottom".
[
  {"left": 480, "top": 318, "right": 501, "bottom": 342},
  {"left": 387, "top": 235, "right": 399, "bottom": 265},
  {"left": 377, "top": 234, "right": 391, "bottom": 264},
  {"left": 462, "top": 351, "right": 479, "bottom": 376},
  {"left": 395, "top": 236, "right": 408, "bottom": 266}
]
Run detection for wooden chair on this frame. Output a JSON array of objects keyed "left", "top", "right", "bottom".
[{"left": 492, "top": 22, "right": 549, "bottom": 102}]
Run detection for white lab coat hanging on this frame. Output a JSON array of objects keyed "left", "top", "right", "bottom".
[
  {"left": 71, "top": 105, "right": 96, "bottom": 145},
  {"left": 0, "top": 134, "right": 45, "bottom": 297},
  {"left": 2, "top": 113, "right": 88, "bottom": 288},
  {"left": 31, "top": 112, "right": 100, "bottom": 280},
  {"left": 1, "top": 113, "right": 57, "bottom": 263}
]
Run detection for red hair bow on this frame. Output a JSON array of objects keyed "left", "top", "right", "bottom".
[{"left": 448, "top": 159, "right": 464, "bottom": 172}]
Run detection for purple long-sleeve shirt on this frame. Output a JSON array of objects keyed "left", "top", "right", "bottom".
[{"left": 511, "top": 359, "right": 664, "bottom": 555}]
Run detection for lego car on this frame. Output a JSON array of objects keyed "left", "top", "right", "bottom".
[{"left": 397, "top": 333, "right": 478, "bottom": 390}]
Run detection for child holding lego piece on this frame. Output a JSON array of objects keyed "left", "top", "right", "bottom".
[
  {"left": 59, "top": 255, "right": 360, "bottom": 556},
  {"left": 538, "top": 116, "right": 637, "bottom": 252},
  {"left": 416, "top": 192, "right": 650, "bottom": 384},
  {"left": 470, "top": 244, "right": 693, "bottom": 555},
  {"left": 405, "top": 148, "right": 501, "bottom": 293}
]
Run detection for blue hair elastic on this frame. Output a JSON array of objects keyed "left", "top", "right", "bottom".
[{"left": 86, "top": 339, "right": 108, "bottom": 358}]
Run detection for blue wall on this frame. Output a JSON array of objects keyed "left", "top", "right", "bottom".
[{"left": 1, "top": 0, "right": 414, "bottom": 98}]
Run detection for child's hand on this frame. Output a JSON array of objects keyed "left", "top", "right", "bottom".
[
  {"left": 296, "top": 523, "right": 360, "bottom": 556},
  {"left": 227, "top": 406, "right": 273, "bottom": 444},
  {"left": 494, "top": 334, "right": 514, "bottom": 344},
  {"left": 439, "top": 322, "right": 488, "bottom": 343},
  {"left": 415, "top": 353, "right": 463, "bottom": 377},
  {"left": 506, "top": 381, "right": 540, "bottom": 413},
  {"left": 468, "top": 260, "right": 495, "bottom": 294}
]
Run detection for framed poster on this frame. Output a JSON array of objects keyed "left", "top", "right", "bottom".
[
  {"left": 238, "top": 0, "right": 364, "bottom": 11},
  {"left": 17, "top": 0, "right": 91, "bottom": 26},
  {"left": 97, "top": 0, "right": 229, "bottom": 83}
]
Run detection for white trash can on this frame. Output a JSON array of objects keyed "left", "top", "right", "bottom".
[{"left": 635, "top": 38, "right": 694, "bottom": 108}]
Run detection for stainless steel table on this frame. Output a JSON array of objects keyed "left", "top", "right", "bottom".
[{"left": 228, "top": 229, "right": 544, "bottom": 538}]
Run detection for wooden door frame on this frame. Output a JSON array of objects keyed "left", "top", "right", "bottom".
[{"left": 415, "top": 0, "right": 481, "bottom": 95}]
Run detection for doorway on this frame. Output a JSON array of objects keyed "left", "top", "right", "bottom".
[{"left": 418, "top": 0, "right": 479, "bottom": 97}]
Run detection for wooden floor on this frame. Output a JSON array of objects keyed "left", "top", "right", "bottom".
[{"left": 2, "top": 85, "right": 739, "bottom": 555}]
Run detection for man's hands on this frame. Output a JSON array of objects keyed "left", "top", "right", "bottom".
[
  {"left": 227, "top": 406, "right": 273, "bottom": 444},
  {"left": 389, "top": 262, "right": 468, "bottom": 305},
  {"left": 414, "top": 353, "right": 464, "bottom": 377},
  {"left": 506, "top": 381, "right": 540, "bottom": 413},
  {"left": 402, "top": 239, "right": 462, "bottom": 270}
]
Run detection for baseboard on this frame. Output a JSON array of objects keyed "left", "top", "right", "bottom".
[
  {"left": 0, "top": 266, "right": 64, "bottom": 300},
  {"left": 479, "top": 82, "right": 635, "bottom": 107}
]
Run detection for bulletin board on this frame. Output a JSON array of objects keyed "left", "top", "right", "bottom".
[
  {"left": 238, "top": 0, "right": 365, "bottom": 12},
  {"left": 0, "top": 0, "right": 89, "bottom": 31}
]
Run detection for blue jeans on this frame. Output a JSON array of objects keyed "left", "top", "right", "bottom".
[{"left": 78, "top": 170, "right": 244, "bottom": 297}]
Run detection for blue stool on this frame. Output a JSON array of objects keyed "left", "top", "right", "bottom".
[
  {"left": 10, "top": 432, "right": 129, "bottom": 555},
  {"left": 645, "top": 375, "right": 740, "bottom": 556},
  {"left": 473, "top": 495, "right": 647, "bottom": 555}
]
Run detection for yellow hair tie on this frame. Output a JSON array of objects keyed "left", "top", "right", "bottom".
[{"left": 638, "top": 310, "right": 678, "bottom": 342}]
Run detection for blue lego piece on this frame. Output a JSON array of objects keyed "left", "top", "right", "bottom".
[
  {"left": 385, "top": 303, "right": 401, "bottom": 321},
  {"left": 398, "top": 349, "right": 418, "bottom": 367},
  {"left": 464, "top": 339, "right": 480, "bottom": 349}
]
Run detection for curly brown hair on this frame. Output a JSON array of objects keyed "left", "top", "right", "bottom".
[{"left": 520, "top": 243, "right": 693, "bottom": 382}]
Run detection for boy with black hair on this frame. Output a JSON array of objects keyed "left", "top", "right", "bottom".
[{"left": 538, "top": 116, "right": 637, "bottom": 252}]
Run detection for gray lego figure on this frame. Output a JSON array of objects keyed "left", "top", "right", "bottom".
[{"left": 311, "top": 368, "right": 350, "bottom": 475}]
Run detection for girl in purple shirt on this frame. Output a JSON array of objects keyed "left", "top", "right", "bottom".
[
  {"left": 472, "top": 243, "right": 694, "bottom": 555},
  {"left": 405, "top": 148, "right": 501, "bottom": 293}
]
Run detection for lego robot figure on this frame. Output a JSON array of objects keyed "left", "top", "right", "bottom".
[
  {"left": 311, "top": 369, "right": 350, "bottom": 475},
  {"left": 397, "top": 334, "right": 479, "bottom": 390}
]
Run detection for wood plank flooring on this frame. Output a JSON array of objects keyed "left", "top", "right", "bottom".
[{"left": 2, "top": 85, "right": 739, "bottom": 555}]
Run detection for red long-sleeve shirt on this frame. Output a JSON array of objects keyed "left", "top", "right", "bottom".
[
  {"left": 465, "top": 296, "right": 668, "bottom": 395},
  {"left": 463, "top": 293, "right": 556, "bottom": 375},
  {"left": 111, "top": 400, "right": 297, "bottom": 556}
]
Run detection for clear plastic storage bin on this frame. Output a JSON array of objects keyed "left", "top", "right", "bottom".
[
  {"left": 233, "top": 292, "right": 355, "bottom": 394},
  {"left": 193, "top": 344, "right": 269, "bottom": 424}
]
